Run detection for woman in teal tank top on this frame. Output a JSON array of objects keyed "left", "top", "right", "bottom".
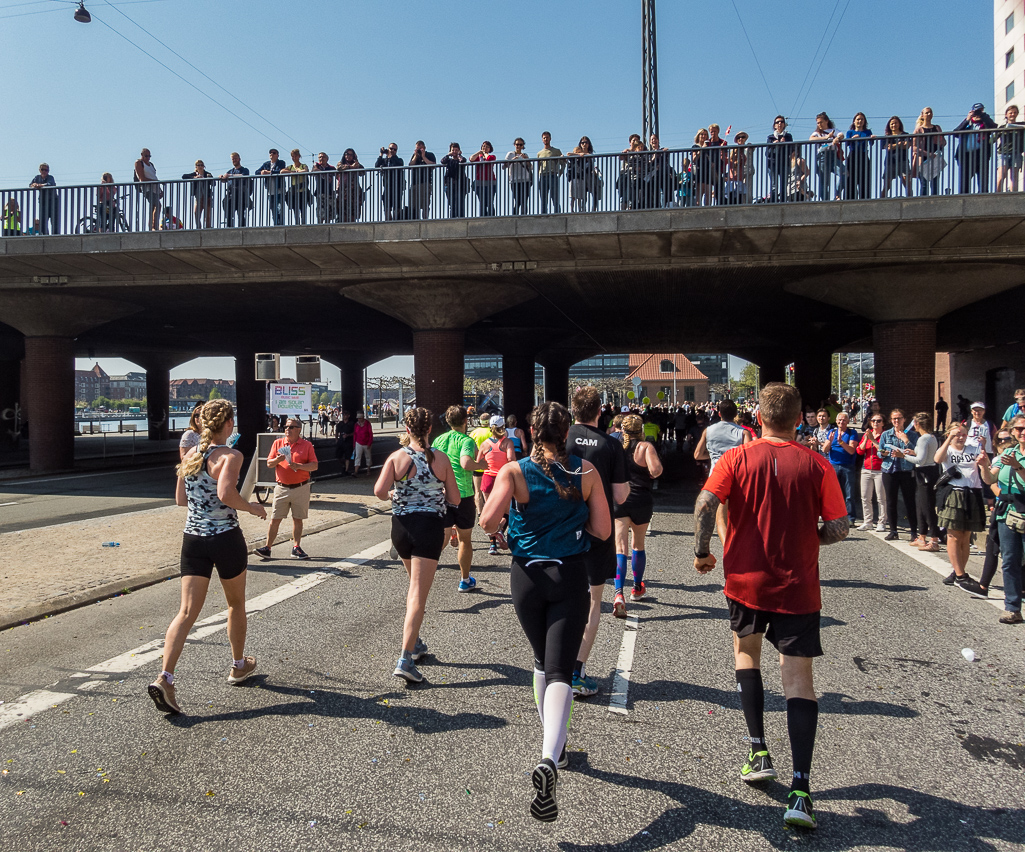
[{"left": 480, "top": 402, "right": 611, "bottom": 823}]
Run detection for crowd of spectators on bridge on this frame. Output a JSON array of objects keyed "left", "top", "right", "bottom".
[{"left": 3, "top": 101, "right": 1024, "bottom": 235}]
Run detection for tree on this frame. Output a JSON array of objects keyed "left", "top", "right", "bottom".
[
  {"left": 733, "top": 363, "right": 761, "bottom": 399},
  {"left": 208, "top": 387, "right": 222, "bottom": 400},
  {"left": 331, "top": 392, "right": 341, "bottom": 406}
]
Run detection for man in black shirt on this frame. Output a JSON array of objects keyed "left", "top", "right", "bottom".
[
  {"left": 334, "top": 410, "right": 355, "bottom": 475},
  {"left": 220, "top": 152, "right": 251, "bottom": 227},
  {"left": 257, "top": 149, "right": 286, "bottom": 225},
  {"left": 375, "top": 143, "right": 405, "bottom": 221},
  {"left": 408, "top": 140, "right": 436, "bottom": 220},
  {"left": 567, "top": 387, "right": 629, "bottom": 697}
]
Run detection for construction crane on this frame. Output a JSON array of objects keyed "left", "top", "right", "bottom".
[{"left": 642, "top": 0, "right": 659, "bottom": 141}]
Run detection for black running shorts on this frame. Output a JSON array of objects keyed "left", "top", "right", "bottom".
[
  {"left": 451, "top": 495, "right": 476, "bottom": 530},
  {"left": 180, "top": 527, "right": 248, "bottom": 581},
  {"left": 613, "top": 495, "right": 654, "bottom": 526},
  {"left": 584, "top": 532, "right": 617, "bottom": 586},
  {"left": 392, "top": 512, "right": 446, "bottom": 561},
  {"left": 727, "top": 598, "right": 823, "bottom": 658}
]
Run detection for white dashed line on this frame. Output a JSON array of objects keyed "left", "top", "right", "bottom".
[
  {"left": 608, "top": 613, "right": 641, "bottom": 715},
  {"left": 0, "top": 539, "right": 391, "bottom": 733}
]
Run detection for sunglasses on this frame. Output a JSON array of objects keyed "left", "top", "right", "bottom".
[{"left": 1013, "top": 426, "right": 1025, "bottom": 432}]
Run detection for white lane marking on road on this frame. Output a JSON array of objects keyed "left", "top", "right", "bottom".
[
  {"left": 870, "top": 531, "right": 1006, "bottom": 610},
  {"left": 0, "top": 539, "right": 392, "bottom": 733},
  {"left": 0, "top": 502, "right": 17, "bottom": 507},
  {"left": 608, "top": 614, "right": 640, "bottom": 715}
]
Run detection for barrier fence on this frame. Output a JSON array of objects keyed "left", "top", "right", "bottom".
[{"left": 0, "top": 129, "right": 1018, "bottom": 236}]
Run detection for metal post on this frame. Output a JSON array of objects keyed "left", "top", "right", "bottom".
[{"left": 642, "top": 0, "right": 659, "bottom": 142}]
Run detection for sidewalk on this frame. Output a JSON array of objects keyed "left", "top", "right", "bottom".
[{"left": 0, "top": 471, "right": 392, "bottom": 631}]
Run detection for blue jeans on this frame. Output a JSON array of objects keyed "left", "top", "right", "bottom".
[
  {"left": 832, "top": 463, "right": 855, "bottom": 519},
  {"left": 538, "top": 173, "right": 560, "bottom": 214},
  {"left": 997, "top": 521, "right": 1025, "bottom": 613}
]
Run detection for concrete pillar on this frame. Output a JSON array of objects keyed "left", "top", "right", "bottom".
[
  {"left": 234, "top": 355, "right": 267, "bottom": 468},
  {"left": 873, "top": 320, "right": 937, "bottom": 418},
  {"left": 24, "top": 337, "right": 74, "bottom": 472},
  {"left": 341, "top": 362, "right": 365, "bottom": 418},
  {"left": 413, "top": 329, "right": 464, "bottom": 435},
  {"left": 502, "top": 351, "right": 537, "bottom": 427},
  {"left": 0, "top": 358, "right": 21, "bottom": 447},
  {"left": 759, "top": 358, "right": 788, "bottom": 386},
  {"left": 543, "top": 362, "right": 570, "bottom": 406},
  {"left": 793, "top": 354, "right": 834, "bottom": 412},
  {"left": 145, "top": 366, "right": 171, "bottom": 441}
]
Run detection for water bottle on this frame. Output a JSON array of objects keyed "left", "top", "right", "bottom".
[{"left": 101, "top": 542, "right": 120, "bottom": 548}]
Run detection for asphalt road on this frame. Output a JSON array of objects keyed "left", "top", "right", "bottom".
[{"left": 0, "top": 479, "right": 1023, "bottom": 851}]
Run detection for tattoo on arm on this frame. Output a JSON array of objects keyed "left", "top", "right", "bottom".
[
  {"left": 818, "top": 516, "right": 850, "bottom": 545},
  {"left": 694, "top": 490, "right": 721, "bottom": 552}
]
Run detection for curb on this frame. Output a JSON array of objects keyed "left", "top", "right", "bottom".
[{"left": 0, "top": 500, "right": 392, "bottom": 632}]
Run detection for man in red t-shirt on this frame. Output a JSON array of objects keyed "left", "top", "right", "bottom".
[
  {"left": 693, "top": 383, "right": 848, "bottom": 831},
  {"left": 255, "top": 419, "right": 319, "bottom": 561}
]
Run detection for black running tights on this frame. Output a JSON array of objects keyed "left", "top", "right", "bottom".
[{"left": 509, "top": 553, "right": 589, "bottom": 686}]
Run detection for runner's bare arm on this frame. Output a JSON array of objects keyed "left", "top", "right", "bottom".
[{"left": 818, "top": 516, "right": 850, "bottom": 545}]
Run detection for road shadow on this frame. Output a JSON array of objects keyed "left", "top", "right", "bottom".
[
  {"left": 165, "top": 678, "right": 509, "bottom": 734},
  {"left": 556, "top": 770, "right": 1024, "bottom": 851},
  {"left": 821, "top": 578, "right": 929, "bottom": 593},
  {"left": 437, "top": 589, "right": 513, "bottom": 616}
]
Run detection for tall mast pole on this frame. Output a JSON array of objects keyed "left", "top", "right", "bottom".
[{"left": 642, "top": 0, "right": 659, "bottom": 141}]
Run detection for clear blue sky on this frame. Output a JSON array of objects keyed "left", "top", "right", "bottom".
[{"left": 1, "top": 0, "right": 993, "bottom": 382}]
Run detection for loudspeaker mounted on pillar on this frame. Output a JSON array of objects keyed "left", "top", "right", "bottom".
[
  {"left": 255, "top": 353, "right": 280, "bottom": 382},
  {"left": 295, "top": 355, "right": 321, "bottom": 383}
]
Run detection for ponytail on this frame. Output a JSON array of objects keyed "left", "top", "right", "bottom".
[
  {"left": 176, "top": 399, "right": 234, "bottom": 478},
  {"left": 529, "top": 402, "right": 581, "bottom": 501},
  {"left": 621, "top": 414, "right": 644, "bottom": 453},
  {"left": 404, "top": 406, "right": 434, "bottom": 465}
]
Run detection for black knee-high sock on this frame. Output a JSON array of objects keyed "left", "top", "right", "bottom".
[
  {"left": 787, "top": 697, "right": 818, "bottom": 794},
  {"left": 735, "top": 669, "right": 765, "bottom": 750}
]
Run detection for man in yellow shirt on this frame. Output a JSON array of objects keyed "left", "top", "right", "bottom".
[{"left": 537, "top": 131, "right": 564, "bottom": 214}]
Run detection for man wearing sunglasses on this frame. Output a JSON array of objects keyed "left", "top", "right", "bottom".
[{"left": 255, "top": 419, "right": 319, "bottom": 561}]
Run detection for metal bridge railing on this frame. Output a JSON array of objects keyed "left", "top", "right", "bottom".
[{"left": 0, "top": 129, "right": 1017, "bottom": 237}]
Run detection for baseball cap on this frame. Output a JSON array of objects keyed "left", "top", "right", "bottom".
[
  {"left": 970, "top": 401, "right": 985, "bottom": 410},
  {"left": 972, "top": 102, "right": 985, "bottom": 112},
  {"left": 489, "top": 415, "right": 505, "bottom": 428},
  {"left": 621, "top": 406, "right": 631, "bottom": 412}
]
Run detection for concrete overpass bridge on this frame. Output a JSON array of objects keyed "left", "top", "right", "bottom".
[{"left": 2, "top": 194, "right": 1024, "bottom": 471}]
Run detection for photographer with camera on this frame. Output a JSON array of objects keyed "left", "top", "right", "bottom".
[
  {"left": 408, "top": 141, "right": 436, "bottom": 220},
  {"left": 375, "top": 143, "right": 405, "bottom": 221}
]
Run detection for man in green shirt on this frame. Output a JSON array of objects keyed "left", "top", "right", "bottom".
[
  {"left": 537, "top": 131, "right": 564, "bottom": 214},
  {"left": 433, "top": 405, "right": 485, "bottom": 592}
]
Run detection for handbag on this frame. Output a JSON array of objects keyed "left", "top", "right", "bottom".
[
  {"left": 1004, "top": 470, "right": 1025, "bottom": 533},
  {"left": 919, "top": 152, "right": 946, "bottom": 181}
]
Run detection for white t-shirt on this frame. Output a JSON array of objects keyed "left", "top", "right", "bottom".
[
  {"left": 943, "top": 444, "right": 983, "bottom": 489},
  {"left": 705, "top": 421, "right": 747, "bottom": 471},
  {"left": 966, "top": 419, "right": 993, "bottom": 454},
  {"left": 179, "top": 430, "right": 201, "bottom": 452}
]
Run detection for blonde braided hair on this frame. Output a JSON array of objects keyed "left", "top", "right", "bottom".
[
  {"left": 404, "top": 406, "right": 434, "bottom": 465},
  {"left": 621, "top": 414, "right": 644, "bottom": 453},
  {"left": 176, "top": 399, "right": 234, "bottom": 478}
]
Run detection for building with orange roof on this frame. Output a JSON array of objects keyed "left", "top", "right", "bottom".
[{"left": 625, "top": 353, "right": 709, "bottom": 404}]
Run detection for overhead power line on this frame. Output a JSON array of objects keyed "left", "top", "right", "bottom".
[
  {"left": 730, "top": 1, "right": 779, "bottom": 116},
  {"left": 789, "top": 0, "right": 842, "bottom": 118},
  {"left": 793, "top": 0, "right": 852, "bottom": 120}
]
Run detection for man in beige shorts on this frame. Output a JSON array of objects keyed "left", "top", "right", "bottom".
[{"left": 255, "top": 419, "right": 318, "bottom": 560}]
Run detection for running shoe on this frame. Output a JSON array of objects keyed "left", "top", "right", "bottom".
[
  {"left": 557, "top": 745, "right": 569, "bottom": 770},
  {"left": 529, "top": 758, "right": 559, "bottom": 822},
  {"left": 291, "top": 545, "right": 310, "bottom": 560},
  {"left": 494, "top": 531, "right": 509, "bottom": 550},
  {"left": 909, "top": 536, "right": 925, "bottom": 548},
  {"left": 783, "top": 790, "right": 817, "bottom": 829},
  {"left": 449, "top": 530, "right": 458, "bottom": 548},
  {"left": 613, "top": 592, "right": 627, "bottom": 619},
  {"left": 856, "top": 522, "right": 873, "bottom": 531},
  {"left": 254, "top": 546, "right": 272, "bottom": 560},
  {"left": 630, "top": 581, "right": 646, "bottom": 602},
  {"left": 919, "top": 541, "right": 940, "bottom": 552},
  {"left": 227, "top": 656, "right": 258, "bottom": 684},
  {"left": 458, "top": 576, "right": 477, "bottom": 593},
  {"left": 488, "top": 543, "right": 499, "bottom": 556},
  {"left": 942, "top": 570, "right": 957, "bottom": 586},
  {"left": 393, "top": 657, "right": 423, "bottom": 683},
  {"left": 740, "top": 750, "right": 777, "bottom": 782},
  {"left": 147, "top": 674, "right": 181, "bottom": 715},
  {"left": 999, "top": 610, "right": 1023, "bottom": 624},
  {"left": 883, "top": 532, "right": 898, "bottom": 541},
  {"left": 875, "top": 523, "right": 886, "bottom": 532},
  {"left": 955, "top": 575, "right": 987, "bottom": 598},
  {"left": 411, "top": 637, "right": 429, "bottom": 661},
  {"left": 571, "top": 673, "right": 598, "bottom": 697}
]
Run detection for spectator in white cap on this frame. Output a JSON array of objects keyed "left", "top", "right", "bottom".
[{"left": 967, "top": 402, "right": 995, "bottom": 454}]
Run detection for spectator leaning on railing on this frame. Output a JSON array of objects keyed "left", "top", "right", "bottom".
[
  {"left": 29, "top": 163, "right": 59, "bottom": 235},
  {"left": 219, "top": 152, "right": 251, "bottom": 228},
  {"left": 954, "top": 103, "right": 997, "bottom": 194},
  {"left": 133, "top": 148, "right": 162, "bottom": 232}
]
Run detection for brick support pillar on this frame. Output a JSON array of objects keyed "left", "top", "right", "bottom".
[
  {"left": 413, "top": 329, "right": 464, "bottom": 436},
  {"left": 873, "top": 320, "right": 936, "bottom": 418},
  {"left": 0, "top": 358, "right": 21, "bottom": 449},
  {"left": 502, "top": 352, "right": 536, "bottom": 427},
  {"left": 793, "top": 354, "right": 833, "bottom": 412},
  {"left": 25, "top": 336, "right": 74, "bottom": 472},
  {"left": 234, "top": 355, "right": 267, "bottom": 468},
  {"left": 145, "top": 366, "right": 171, "bottom": 441},
  {"left": 543, "top": 363, "right": 570, "bottom": 406}
]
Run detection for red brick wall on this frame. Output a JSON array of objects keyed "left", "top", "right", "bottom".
[
  {"left": 25, "top": 336, "right": 74, "bottom": 472},
  {"left": 413, "top": 330, "right": 464, "bottom": 433},
  {"left": 872, "top": 321, "right": 936, "bottom": 419}
]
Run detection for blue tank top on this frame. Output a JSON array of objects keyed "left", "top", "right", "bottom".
[{"left": 507, "top": 455, "right": 590, "bottom": 560}]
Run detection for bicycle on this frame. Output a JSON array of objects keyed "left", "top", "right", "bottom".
[{"left": 76, "top": 204, "right": 132, "bottom": 234}]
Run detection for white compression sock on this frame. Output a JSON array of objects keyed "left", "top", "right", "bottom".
[
  {"left": 533, "top": 668, "right": 547, "bottom": 724},
  {"left": 541, "top": 681, "right": 573, "bottom": 762}
]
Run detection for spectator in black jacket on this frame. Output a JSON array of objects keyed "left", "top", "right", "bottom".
[
  {"left": 954, "top": 103, "right": 998, "bottom": 194},
  {"left": 375, "top": 143, "right": 405, "bottom": 221},
  {"left": 766, "top": 116, "right": 793, "bottom": 202}
]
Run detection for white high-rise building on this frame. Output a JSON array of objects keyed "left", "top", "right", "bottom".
[{"left": 995, "top": 0, "right": 1025, "bottom": 112}]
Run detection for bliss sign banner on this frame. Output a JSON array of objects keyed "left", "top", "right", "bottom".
[{"left": 269, "top": 383, "right": 313, "bottom": 415}]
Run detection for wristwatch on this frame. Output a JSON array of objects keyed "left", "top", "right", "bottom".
[{"left": 694, "top": 549, "right": 710, "bottom": 559}]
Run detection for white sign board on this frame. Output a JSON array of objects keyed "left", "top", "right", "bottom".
[
  {"left": 269, "top": 383, "right": 312, "bottom": 416},
  {"left": 632, "top": 376, "right": 642, "bottom": 389}
]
